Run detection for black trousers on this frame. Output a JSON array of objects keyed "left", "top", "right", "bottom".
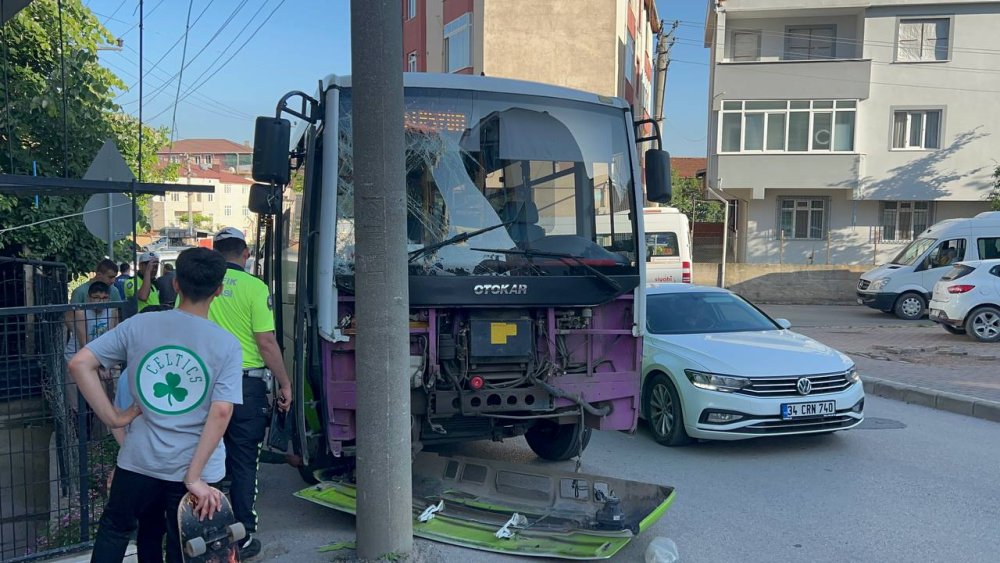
[
  {"left": 223, "top": 376, "right": 269, "bottom": 534},
  {"left": 91, "top": 467, "right": 185, "bottom": 563}
]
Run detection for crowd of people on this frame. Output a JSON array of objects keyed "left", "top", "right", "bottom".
[{"left": 66, "top": 227, "right": 292, "bottom": 563}]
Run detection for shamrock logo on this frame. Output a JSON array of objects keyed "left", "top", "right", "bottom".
[{"left": 153, "top": 372, "right": 188, "bottom": 406}]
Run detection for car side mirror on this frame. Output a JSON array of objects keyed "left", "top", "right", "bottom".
[
  {"left": 644, "top": 149, "right": 672, "bottom": 204},
  {"left": 252, "top": 116, "right": 291, "bottom": 185},
  {"left": 248, "top": 183, "right": 281, "bottom": 215},
  {"left": 775, "top": 318, "right": 792, "bottom": 330}
]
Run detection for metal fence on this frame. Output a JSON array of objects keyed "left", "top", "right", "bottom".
[{"left": 0, "top": 258, "right": 121, "bottom": 562}]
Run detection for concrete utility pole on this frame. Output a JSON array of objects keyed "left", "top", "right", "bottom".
[
  {"left": 350, "top": 0, "right": 413, "bottom": 559},
  {"left": 652, "top": 20, "right": 679, "bottom": 130}
]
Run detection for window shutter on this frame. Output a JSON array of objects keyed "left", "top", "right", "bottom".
[{"left": 733, "top": 31, "right": 760, "bottom": 61}]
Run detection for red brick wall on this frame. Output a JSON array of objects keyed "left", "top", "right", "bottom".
[{"left": 402, "top": 0, "right": 427, "bottom": 71}]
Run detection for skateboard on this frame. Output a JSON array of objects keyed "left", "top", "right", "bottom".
[{"left": 177, "top": 490, "right": 246, "bottom": 562}]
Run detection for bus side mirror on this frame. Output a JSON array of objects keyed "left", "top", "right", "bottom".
[
  {"left": 252, "top": 116, "right": 291, "bottom": 185},
  {"left": 645, "top": 149, "right": 672, "bottom": 203},
  {"left": 248, "top": 183, "right": 281, "bottom": 216}
]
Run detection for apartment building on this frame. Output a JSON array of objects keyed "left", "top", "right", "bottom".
[
  {"left": 704, "top": 0, "right": 998, "bottom": 265},
  {"left": 156, "top": 139, "right": 253, "bottom": 176},
  {"left": 148, "top": 167, "right": 255, "bottom": 233},
  {"left": 402, "top": 0, "right": 660, "bottom": 120}
]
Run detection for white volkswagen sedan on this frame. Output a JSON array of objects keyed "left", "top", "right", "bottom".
[{"left": 642, "top": 284, "right": 865, "bottom": 446}]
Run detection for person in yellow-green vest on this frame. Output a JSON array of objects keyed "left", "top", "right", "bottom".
[
  {"left": 124, "top": 252, "right": 161, "bottom": 313},
  {"left": 209, "top": 227, "right": 292, "bottom": 559}
]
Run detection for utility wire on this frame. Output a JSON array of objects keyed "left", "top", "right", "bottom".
[
  {"left": 1, "top": 0, "right": 14, "bottom": 174},
  {"left": 104, "top": 58, "right": 250, "bottom": 121},
  {"left": 0, "top": 201, "right": 136, "bottom": 235},
  {"left": 56, "top": 0, "right": 68, "bottom": 177},
  {"left": 101, "top": 0, "right": 128, "bottom": 26},
  {"left": 151, "top": 0, "right": 287, "bottom": 122},
  {"left": 168, "top": 0, "right": 195, "bottom": 149}
]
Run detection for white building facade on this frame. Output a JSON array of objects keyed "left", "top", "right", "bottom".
[{"left": 704, "top": 0, "right": 998, "bottom": 264}]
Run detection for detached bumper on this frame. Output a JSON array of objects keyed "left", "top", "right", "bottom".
[{"left": 856, "top": 291, "right": 896, "bottom": 311}]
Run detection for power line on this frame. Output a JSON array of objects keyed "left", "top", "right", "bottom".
[
  {"left": 149, "top": 0, "right": 288, "bottom": 122},
  {"left": 168, "top": 0, "right": 195, "bottom": 147},
  {"left": 135, "top": 0, "right": 252, "bottom": 107},
  {"left": 101, "top": 0, "right": 128, "bottom": 26}
]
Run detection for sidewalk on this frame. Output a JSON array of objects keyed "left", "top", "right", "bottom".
[{"left": 797, "top": 323, "right": 1000, "bottom": 421}]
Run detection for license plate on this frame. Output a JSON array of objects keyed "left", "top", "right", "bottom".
[{"left": 781, "top": 401, "right": 836, "bottom": 420}]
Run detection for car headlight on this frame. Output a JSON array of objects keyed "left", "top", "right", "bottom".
[
  {"left": 846, "top": 366, "right": 860, "bottom": 383},
  {"left": 684, "top": 369, "right": 750, "bottom": 392},
  {"left": 869, "top": 278, "right": 891, "bottom": 291}
]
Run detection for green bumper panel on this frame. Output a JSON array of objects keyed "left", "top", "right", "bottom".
[{"left": 295, "top": 452, "right": 676, "bottom": 560}]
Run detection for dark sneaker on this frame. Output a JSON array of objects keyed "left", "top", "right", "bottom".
[{"left": 240, "top": 535, "right": 261, "bottom": 559}]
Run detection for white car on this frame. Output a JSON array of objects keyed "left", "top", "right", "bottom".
[
  {"left": 928, "top": 259, "right": 1000, "bottom": 342},
  {"left": 642, "top": 284, "right": 865, "bottom": 446}
]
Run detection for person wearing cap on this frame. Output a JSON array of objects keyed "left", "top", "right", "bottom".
[
  {"left": 124, "top": 252, "right": 161, "bottom": 313},
  {"left": 208, "top": 226, "right": 292, "bottom": 559}
]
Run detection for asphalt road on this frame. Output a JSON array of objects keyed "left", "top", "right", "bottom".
[
  {"left": 253, "top": 395, "right": 1000, "bottom": 562},
  {"left": 759, "top": 304, "right": 935, "bottom": 328}
]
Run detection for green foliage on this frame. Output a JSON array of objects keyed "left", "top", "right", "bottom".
[
  {"left": 988, "top": 166, "right": 1000, "bottom": 212},
  {"left": 0, "top": 0, "right": 176, "bottom": 277},
  {"left": 664, "top": 170, "right": 724, "bottom": 223}
]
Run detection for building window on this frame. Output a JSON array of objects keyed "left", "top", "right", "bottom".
[
  {"left": 408, "top": 51, "right": 417, "bottom": 72},
  {"left": 784, "top": 25, "right": 836, "bottom": 60},
  {"left": 224, "top": 205, "right": 232, "bottom": 217},
  {"left": 193, "top": 155, "right": 201, "bottom": 165},
  {"left": 204, "top": 154, "right": 212, "bottom": 165},
  {"left": 444, "top": 13, "right": 471, "bottom": 72},
  {"left": 224, "top": 185, "right": 233, "bottom": 194},
  {"left": 732, "top": 30, "right": 761, "bottom": 62},
  {"left": 720, "top": 100, "right": 856, "bottom": 153},
  {"left": 625, "top": 34, "right": 635, "bottom": 85},
  {"left": 896, "top": 18, "right": 950, "bottom": 62},
  {"left": 170, "top": 192, "right": 180, "bottom": 202},
  {"left": 779, "top": 198, "right": 826, "bottom": 240},
  {"left": 242, "top": 207, "right": 250, "bottom": 217},
  {"left": 892, "top": 109, "right": 942, "bottom": 150},
  {"left": 881, "top": 201, "right": 931, "bottom": 241},
  {"left": 207, "top": 193, "right": 214, "bottom": 202},
  {"left": 223, "top": 154, "right": 238, "bottom": 168},
  {"left": 407, "top": 0, "right": 416, "bottom": 20}
]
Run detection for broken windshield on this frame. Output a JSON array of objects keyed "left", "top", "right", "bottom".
[{"left": 334, "top": 87, "right": 638, "bottom": 278}]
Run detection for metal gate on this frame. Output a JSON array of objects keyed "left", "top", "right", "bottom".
[{"left": 0, "top": 257, "right": 120, "bottom": 561}]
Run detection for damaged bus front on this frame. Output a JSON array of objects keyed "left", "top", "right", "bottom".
[{"left": 249, "top": 74, "right": 674, "bottom": 558}]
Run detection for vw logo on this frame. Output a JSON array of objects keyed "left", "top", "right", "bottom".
[{"left": 796, "top": 378, "right": 812, "bottom": 396}]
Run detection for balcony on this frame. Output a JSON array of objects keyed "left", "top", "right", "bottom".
[
  {"left": 715, "top": 59, "right": 872, "bottom": 101},
  {"left": 716, "top": 153, "right": 861, "bottom": 192}
]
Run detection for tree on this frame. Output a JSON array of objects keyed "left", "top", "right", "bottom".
[
  {"left": 0, "top": 0, "right": 177, "bottom": 277},
  {"left": 988, "top": 165, "right": 1000, "bottom": 212},
  {"left": 663, "top": 169, "right": 724, "bottom": 223}
]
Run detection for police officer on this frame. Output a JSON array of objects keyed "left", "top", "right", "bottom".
[
  {"left": 124, "top": 252, "right": 161, "bottom": 313},
  {"left": 208, "top": 227, "right": 291, "bottom": 559}
]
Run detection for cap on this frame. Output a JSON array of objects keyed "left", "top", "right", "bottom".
[
  {"left": 138, "top": 251, "right": 159, "bottom": 264},
  {"left": 214, "top": 226, "right": 246, "bottom": 242}
]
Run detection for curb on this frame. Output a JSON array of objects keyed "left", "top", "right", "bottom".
[{"left": 863, "top": 377, "right": 1000, "bottom": 423}]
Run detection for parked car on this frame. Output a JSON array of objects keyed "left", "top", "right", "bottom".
[
  {"left": 857, "top": 211, "right": 1000, "bottom": 320},
  {"left": 644, "top": 206, "right": 692, "bottom": 284},
  {"left": 642, "top": 284, "right": 864, "bottom": 446},
  {"left": 928, "top": 259, "right": 1000, "bottom": 342}
]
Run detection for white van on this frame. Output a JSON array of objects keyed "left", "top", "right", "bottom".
[
  {"left": 857, "top": 211, "right": 1000, "bottom": 319},
  {"left": 643, "top": 206, "right": 692, "bottom": 284}
]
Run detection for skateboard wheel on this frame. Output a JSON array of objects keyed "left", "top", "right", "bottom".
[
  {"left": 229, "top": 522, "right": 247, "bottom": 542},
  {"left": 185, "top": 536, "right": 207, "bottom": 557}
]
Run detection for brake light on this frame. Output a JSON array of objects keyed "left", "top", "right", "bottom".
[
  {"left": 682, "top": 261, "right": 692, "bottom": 284},
  {"left": 469, "top": 376, "right": 485, "bottom": 390},
  {"left": 947, "top": 285, "right": 976, "bottom": 294}
]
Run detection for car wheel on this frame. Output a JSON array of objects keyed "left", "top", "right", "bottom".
[
  {"left": 965, "top": 306, "right": 1000, "bottom": 343},
  {"left": 941, "top": 324, "right": 966, "bottom": 335},
  {"left": 524, "top": 420, "right": 592, "bottom": 461},
  {"left": 643, "top": 374, "right": 692, "bottom": 447},
  {"left": 894, "top": 292, "right": 926, "bottom": 320}
]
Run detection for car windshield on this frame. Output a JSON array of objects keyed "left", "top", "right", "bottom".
[
  {"left": 334, "top": 87, "right": 638, "bottom": 278},
  {"left": 891, "top": 237, "right": 936, "bottom": 266},
  {"left": 646, "top": 291, "right": 778, "bottom": 335}
]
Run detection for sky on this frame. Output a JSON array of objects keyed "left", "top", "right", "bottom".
[{"left": 87, "top": 0, "right": 710, "bottom": 156}]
